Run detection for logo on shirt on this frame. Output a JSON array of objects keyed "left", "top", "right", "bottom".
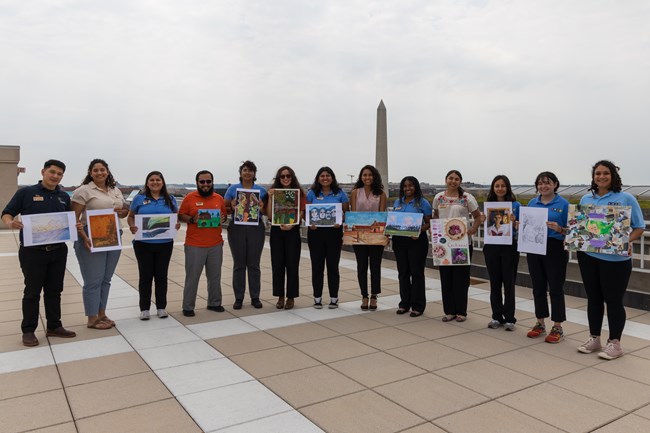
[
  {"left": 608, "top": 202, "right": 622, "bottom": 206},
  {"left": 551, "top": 208, "right": 564, "bottom": 213}
]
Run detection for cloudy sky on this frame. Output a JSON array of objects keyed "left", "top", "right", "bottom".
[{"left": 2, "top": 0, "right": 649, "bottom": 187}]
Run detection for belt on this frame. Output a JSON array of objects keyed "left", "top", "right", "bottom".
[{"left": 25, "top": 244, "right": 64, "bottom": 252}]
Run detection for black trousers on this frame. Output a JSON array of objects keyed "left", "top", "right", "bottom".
[
  {"left": 133, "top": 241, "right": 174, "bottom": 311},
  {"left": 577, "top": 252, "right": 631, "bottom": 341},
  {"left": 270, "top": 226, "right": 301, "bottom": 298},
  {"left": 353, "top": 245, "right": 384, "bottom": 297},
  {"left": 439, "top": 245, "right": 474, "bottom": 317},
  {"left": 484, "top": 243, "right": 520, "bottom": 323},
  {"left": 18, "top": 244, "right": 67, "bottom": 333},
  {"left": 526, "top": 238, "right": 567, "bottom": 322},
  {"left": 393, "top": 233, "right": 428, "bottom": 313},
  {"left": 307, "top": 227, "right": 342, "bottom": 298}
]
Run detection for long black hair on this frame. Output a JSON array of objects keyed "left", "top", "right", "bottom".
[
  {"left": 445, "top": 169, "right": 464, "bottom": 196},
  {"left": 398, "top": 176, "right": 423, "bottom": 206},
  {"left": 143, "top": 171, "right": 176, "bottom": 212},
  {"left": 82, "top": 159, "right": 117, "bottom": 188},
  {"left": 534, "top": 171, "right": 560, "bottom": 193},
  {"left": 310, "top": 166, "right": 341, "bottom": 195},
  {"left": 270, "top": 165, "right": 305, "bottom": 199},
  {"left": 487, "top": 174, "right": 517, "bottom": 202},
  {"left": 353, "top": 164, "right": 384, "bottom": 196},
  {"left": 589, "top": 160, "right": 622, "bottom": 193}
]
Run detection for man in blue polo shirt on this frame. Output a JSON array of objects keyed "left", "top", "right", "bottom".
[{"left": 2, "top": 159, "right": 77, "bottom": 347}]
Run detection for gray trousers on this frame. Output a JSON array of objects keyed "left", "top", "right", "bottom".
[
  {"left": 227, "top": 222, "right": 265, "bottom": 300},
  {"left": 183, "top": 244, "right": 223, "bottom": 311}
]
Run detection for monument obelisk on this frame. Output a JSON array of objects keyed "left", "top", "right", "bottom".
[{"left": 375, "top": 100, "right": 389, "bottom": 194}]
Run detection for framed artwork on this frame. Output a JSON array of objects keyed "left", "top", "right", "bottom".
[
  {"left": 134, "top": 213, "right": 178, "bottom": 241},
  {"left": 430, "top": 217, "right": 471, "bottom": 265},
  {"left": 20, "top": 211, "right": 78, "bottom": 247},
  {"left": 196, "top": 209, "right": 221, "bottom": 228},
  {"left": 305, "top": 203, "right": 342, "bottom": 227},
  {"left": 565, "top": 204, "right": 633, "bottom": 256},
  {"left": 342, "top": 211, "right": 388, "bottom": 245},
  {"left": 272, "top": 189, "right": 300, "bottom": 226},
  {"left": 483, "top": 202, "right": 513, "bottom": 245},
  {"left": 385, "top": 212, "right": 423, "bottom": 237},
  {"left": 86, "top": 209, "right": 122, "bottom": 252},
  {"left": 234, "top": 188, "right": 261, "bottom": 226},
  {"left": 517, "top": 207, "right": 548, "bottom": 255}
]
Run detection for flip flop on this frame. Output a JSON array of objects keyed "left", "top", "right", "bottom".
[
  {"left": 99, "top": 317, "right": 115, "bottom": 327},
  {"left": 455, "top": 315, "right": 467, "bottom": 322},
  {"left": 87, "top": 319, "right": 112, "bottom": 330}
]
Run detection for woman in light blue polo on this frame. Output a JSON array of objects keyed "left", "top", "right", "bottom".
[
  {"left": 576, "top": 160, "right": 645, "bottom": 360},
  {"left": 306, "top": 167, "right": 349, "bottom": 309}
]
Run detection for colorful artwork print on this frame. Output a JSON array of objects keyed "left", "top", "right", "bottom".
[
  {"left": 343, "top": 212, "right": 388, "bottom": 245},
  {"left": 272, "top": 189, "right": 300, "bottom": 226},
  {"left": 86, "top": 209, "right": 122, "bottom": 252},
  {"left": 134, "top": 214, "right": 177, "bottom": 241},
  {"left": 430, "top": 218, "right": 470, "bottom": 265},
  {"left": 305, "top": 203, "right": 342, "bottom": 227},
  {"left": 565, "top": 205, "right": 633, "bottom": 256},
  {"left": 234, "top": 189, "right": 261, "bottom": 226},
  {"left": 21, "top": 211, "right": 78, "bottom": 247},
  {"left": 197, "top": 209, "right": 221, "bottom": 228},
  {"left": 483, "top": 202, "right": 513, "bottom": 245},
  {"left": 385, "top": 212, "right": 423, "bottom": 237},
  {"left": 517, "top": 207, "right": 547, "bottom": 255}
]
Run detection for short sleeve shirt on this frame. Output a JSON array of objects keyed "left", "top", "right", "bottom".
[
  {"left": 392, "top": 197, "right": 432, "bottom": 216},
  {"left": 71, "top": 182, "right": 125, "bottom": 225},
  {"left": 527, "top": 194, "right": 569, "bottom": 241},
  {"left": 179, "top": 191, "right": 227, "bottom": 247},
  {"left": 130, "top": 194, "right": 178, "bottom": 244},
  {"left": 432, "top": 192, "right": 479, "bottom": 219},
  {"left": 306, "top": 189, "right": 349, "bottom": 204}
]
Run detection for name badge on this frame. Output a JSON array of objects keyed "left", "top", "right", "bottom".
[
  {"left": 33, "top": 196, "right": 44, "bottom": 201},
  {"left": 143, "top": 199, "right": 151, "bottom": 205},
  {"left": 196, "top": 202, "right": 204, "bottom": 206}
]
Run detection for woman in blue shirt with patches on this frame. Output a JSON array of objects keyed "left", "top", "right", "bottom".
[
  {"left": 525, "top": 171, "right": 569, "bottom": 344},
  {"left": 393, "top": 176, "right": 432, "bottom": 317},
  {"left": 306, "top": 167, "right": 349, "bottom": 309},
  {"left": 576, "top": 160, "right": 645, "bottom": 360},
  {"left": 127, "top": 171, "right": 180, "bottom": 320}
]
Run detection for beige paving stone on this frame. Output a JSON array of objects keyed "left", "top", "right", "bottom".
[
  {"left": 318, "top": 314, "right": 386, "bottom": 334},
  {"left": 0, "top": 366, "right": 62, "bottom": 400},
  {"left": 47, "top": 323, "right": 120, "bottom": 345},
  {"left": 592, "top": 414, "right": 650, "bottom": 432},
  {"left": 387, "top": 340, "right": 477, "bottom": 371},
  {"left": 58, "top": 351, "right": 150, "bottom": 387},
  {"left": 0, "top": 329, "right": 48, "bottom": 351},
  {"left": 329, "top": 352, "right": 426, "bottom": 387},
  {"left": 364, "top": 309, "right": 424, "bottom": 326},
  {"left": 435, "top": 331, "right": 520, "bottom": 358},
  {"left": 295, "top": 335, "right": 377, "bottom": 363},
  {"left": 206, "top": 330, "right": 286, "bottom": 356},
  {"left": 630, "top": 313, "right": 650, "bottom": 325},
  {"left": 0, "top": 389, "right": 72, "bottom": 433},
  {"left": 530, "top": 335, "right": 604, "bottom": 366},
  {"left": 76, "top": 398, "right": 201, "bottom": 433},
  {"left": 499, "top": 383, "right": 624, "bottom": 431},
  {"left": 30, "top": 422, "right": 78, "bottom": 433},
  {"left": 395, "top": 318, "right": 468, "bottom": 340},
  {"left": 301, "top": 390, "right": 424, "bottom": 433},
  {"left": 375, "top": 373, "right": 488, "bottom": 420},
  {"left": 433, "top": 401, "right": 563, "bottom": 433},
  {"left": 347, "top": 326, "right": 427, "bottom": 350},
  {"left": 0, "top": 299, "right": 21, "bottom": 312},
  {"left": 66, "top": 372, "right": 172, "bottom": 419},
  {"left": 0, "top": 308, "right": 22, "bottom": 323},
  {"left": 230, "top": 345, "right": 320, "bottom": 378},
  {"left": 400, "top": 423, "right": 447, "bottom": 433},
  {"left": 260, "top": 364, "right": 365, "bottom": 408},
  {"left": 634, "top": 403, "right": 650, "bottom": 420},
  {"left": 266, "top": 321, "right": 339, "bottom": 344},
  {"left": 0, "top": 319, "right": 21, "bottom": 336},
  {"left": 594, "top": 354, "right": 650, "bottom": 385},
  {"left": 487, "top": 347, "right": 583, "bottom": 381}
]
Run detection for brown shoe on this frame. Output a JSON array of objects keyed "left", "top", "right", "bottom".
[
  {"left": 276, "top": 297, "right": 285, "bottom": 309},
  {"left": 360, "top": 297, "right": 369, "bottom": 310},
  {"left": 22, "top": 332, "right": 39, "bottom": 347},
  {"left": 46, "top": 327, "right": 77, "bottom": 338},
  {"left": 284, "top": 298, "right": 294, "bottom": 310},
  {"left": 369, "top": 295, "right": 378, "bottom": 311}
]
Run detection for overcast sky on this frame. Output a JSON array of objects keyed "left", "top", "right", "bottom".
[{"left": 2, "top": 0, "right": 649, "bottom": 187}]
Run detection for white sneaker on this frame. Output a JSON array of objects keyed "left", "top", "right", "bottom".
[
  {"left": 504, "top": 322, "right": 515, "bottom": 332},
  {"left": 157, "top": 309, "right": 168, "bottom": 318},
  {"left": 577, "top": 336, "right": 602, "bottom": 354},
  {"left": 139, "top": 311, "right": 150, "bottom": 321},
  {"left": 599, "top": 339, "right": 624, "bottom": 360},
  {"left": 487, "top": 320, "right": 502, "bottom": 329}
]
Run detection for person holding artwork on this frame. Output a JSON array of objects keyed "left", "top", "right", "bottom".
[
  {"left": 224, "top": 161, "right": 268, "bottom": 309},
  {"left": 350, "top": 164, "right": 387, "bottom": 311},
  {"left": 72, "top": 159, "right": 128, "bottom": 330},
  {"left": 2, "top": 159, "right": 77, "bottom": 346},
  {"left": 393, "top": 176, "right": 431, "bottom": 317},
  {"left": 266, "top": 166, "right": 305, "bottom": 310},
  {"left": 178, "top": 170, "right": 227, "bottom": 316},
  {"left": 306, "top": 166, "right": 349, "bottom": 308},
  {"left": 576, "top": 160, "right": 645, "bottom": 360},
  {"left": 127, "top": 171, "right": 180, "bottom": 320},
  {"left": 432, "top": 170, "right": 483, "bottom": 322},
  {"left": 525, "top": 171, "right": 569, "bottom": 343},
  {"left": 484, "top": 175, "right": 521, "bottom": 331}
]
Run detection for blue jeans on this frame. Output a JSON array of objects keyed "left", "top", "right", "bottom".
[{"left": 74, "top": 241, "right": 121, "bottom": 316}]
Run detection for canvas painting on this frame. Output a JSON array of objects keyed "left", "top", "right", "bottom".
[
  {"left": 565, "top": 204, "right": 633, "bottom": 256},
  {"left": 234, "top": 188, "right": 261, "bottom": 226},
  {"left": 21, "top": 211, "right": 78, "bottom": 247},
  {"left": 430, "top": 217, "right": 471, "bottom": 265},
  {"left": 87, "top": 209, "right": 121, "bottom": 252},
  {"left": 305, "top": 203, "right": 342, "bottom": 227},
  {"left": 272, "top": 189, "right": 300, "bottom": 226},
  {"left": 384, "top": 212, "right": 423, "bottom": 237},
  {"left": 518, "top": 207, "right": 548, "bottom": 255},
  {"left": 134, "top": 213, "right": 178, "bottom": 241},
  {"left": 342, "top": 211, "right": 388, "bottom": 245},
  {"left": 483, "top": 202, "right": 514, "bottom": 245},
  {"left": 196, "top": 209, "right": 221, "bottom": 228}
]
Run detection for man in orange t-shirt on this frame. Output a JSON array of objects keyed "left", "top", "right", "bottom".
[{"left": 178, "top": 170, "right": 228, "bottom": 316}]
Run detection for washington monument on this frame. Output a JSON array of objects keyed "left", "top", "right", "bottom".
[{"left": 375, "top": 100, "right": 389, "bottom": 194}]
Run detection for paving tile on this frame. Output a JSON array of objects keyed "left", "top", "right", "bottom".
[
  {"left": 436, "top": 331, "right": 520, "bottom": 358},
  {"left": 634, "top": 403, "right": 650, "bottom": 420},
  {"left": 530, "top": 336, "right": 604, "bottom": 366},
  {"left": 0, "top": 389, "right": 72, "bottom": 433},
  {"left": 206, "top": 331, "right": 286, "bottom": 356},
  {"left": 156, "top": 358, "right": 253, "bottom": 396},
  {"left": 594, "top": 354, "right": 650, "bottom": 385},
  {"left": 395, "top": 318, "right": 468, "bottom": 340},
  {"left": 139, "top": 340, "right": 223, "bottom": 370},
  {"left": 0, "top": 365, "right": 62, "bottom": 400},
  {"left": 123, "top": 326, "right": 200, "bottom": 350},
  {"left": 363, "top": 309, "right": 423, "bottom": 327},
  {"left": 329, "top": 352, "right": 426, "bottom": 387},
  {"left": 289, "top": 305, "right": 356, "bottom": 322},
  {"left": 592, "top": 414, "right": 650, "bottom": 432},
  {"left": 400, "top": 423, "right": 447, "bottom": 433},
  {"left": 300, "top": 390, "right": 424, "bottom": 433},
  {"left": 347, "top": 326, "right": 427, "bottom": 350},
  {"left": 186, "top": 317, "right": 258, "bottom": 339},
  {"left": 241, "top": 310, "right": 311, "bottom": 330},
  {"left": 486, "top": 347, "right": 583, "bottom": 381},
  {"left": 294, "top": 335, "right": 377, "bottom": 363},
  {"left": 29, "top": 422, "right": 78, "bottom": 433},
  {"left": 0, "top": 345, "right": 54, "bottom": 374},
  {"left": 260, "top": 364, "right": 365, "bottom": 408},
  {"left": 51, "top": 335, "right": 133, "bottom": 364},
  {"left": 232, "top": 345, "right": 321, "bottom": 378},
  {"left": 217, "top": 410, "right": 324, "bottom": 433},
  {"left": 317, "top": 314, "right": 386, "bottom": 334},
  {"left": 387, "top": 341, "right": 477, "bottom": 371},
  {"left": 266, "top": 322, "right": 339, "bottom": 344},
  {"left": 57, "top": 351, "right": 150, "bottom": 387},
  {"left": 114, "top": 315, "right": 184, "bottom": 335},
  {"left": 46, "top": 323, "right": 121, "bottom": 345}
]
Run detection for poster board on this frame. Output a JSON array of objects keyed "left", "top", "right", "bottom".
[
  {"left": 430, "top": 217, "right": 471, "bottom": 265},
  {"left": 565, "top": 204, "right": 633, "bottom": 256},
  {"left": 134, "top": 213, "right": 177, "bottom": 241},
  {"left": 517, "top": 207, "right": 548, "bottom": 255},
  {"left": 305, "top": 203, "right": 342, "bottom": 227},
  {"left": 21, "top": 211, "right": 78, "bottom": 246},
  {"left": 87, "top": 209, "right": 122, "bottom": 252},
  {"left": 385, "top": 212, "right": 423, "bottom": 237},
  {"left": 483, "top": 202, "right": 513, "bottom": 245}
]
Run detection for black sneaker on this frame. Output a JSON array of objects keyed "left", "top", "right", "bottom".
[
  {"left": 251, "top": 298, "right": 263, "bottom": 309},
  {"left": 207, "top": 305, "right": 225, "bottom": 312},
  {"left": 182, "top": 310, "right": 195, "bottom": 317},
  {"left": 233, "top": 299, "right": 243, "bottom": 310}
]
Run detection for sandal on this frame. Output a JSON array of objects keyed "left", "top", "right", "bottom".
[
  {"left": 455, "top": 315, "right": 467, "bottom": 322},
  {"left": 284, "top": 298, "right": 294, "bottom": 310},
  {"left": 87, "top": 319, "right": 112, "bottom": 330},
  {"left": 442, "top": 314, "right": 455, "bottom": 322},
  {"left": 369, "top": 295, "right": 378, "bottom": 311},
  {"left": 410, "top": 311, "right": 423, "bottom": 317},
  {"left": 396, "top": 308, "right": 409, "bottom": 315},
  {"left": 361, "top": 297, "right": 369, "bottom": 310},
  {"left": 99, "top": 317, "right": 115, "bottom": 327},
  {"left": 276, "top": 297, "right": 285, "bottom": 309}
]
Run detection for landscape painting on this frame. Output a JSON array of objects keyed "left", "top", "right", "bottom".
[
  {"left": 134, "top": 213, "right": 177, "bottom": 241},
  {"left": 197, "top": 209, "right": 221, "bottom": 228},
  {"left": 272, "top": 189, "right": 300, "bottom": 226},
  {"left": 87, "top": 209, "right": 121, "bottom": 252},
  {"left": 343, "top": 211, "right": 388, "bottom": 245},
  {"left": 21, "top": 211, "right": 77, "bottom": 247},
  {"left": 384, "top": 212, "right": 423, "bottom": 237}
]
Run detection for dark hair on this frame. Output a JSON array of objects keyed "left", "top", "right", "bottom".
[
  {"left": 353, "top": 164, "right": 384, "bottom": 196},
  {"left": 83, "top": 159, "right": 116, "bottom": 188},
  {"left": 534, "top": 171, "right": 560, "bottom": 193},
  {"left": 398, "top": 176, "right": 423, "bottom": 205},
  {"left": 143, "top": 171, "right": 176, "bottom": 212},
  {"left": 43, "top": 159, "right": 66, "bottom": 172},
  {"left": 487, "top": 175, "right": 517, "bottom": 202},
  {"left": 195, "top": 170, "right": 213, "bottom": 182},
  {"left": 271, "top": 165, "right": 302, "bottom": 189},
  {"left": 445, "top": 169, "right": 465, "bottom": 196},
  {"left": 238, "top": 160, "right": 257, "bottom": 182},
  {"left": 310, "top": 166, "right": 341, "bottom": 195},
  {"left": 589, "top": 160, "right": 622, "bottom": 193}
]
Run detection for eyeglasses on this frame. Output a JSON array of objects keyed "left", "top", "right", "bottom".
[
  {"left": 198, "top": 180, "right": 212, "bottom": 185},
  {"left": 280, "top": 174, "right": 292, "bottom": 179}
]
